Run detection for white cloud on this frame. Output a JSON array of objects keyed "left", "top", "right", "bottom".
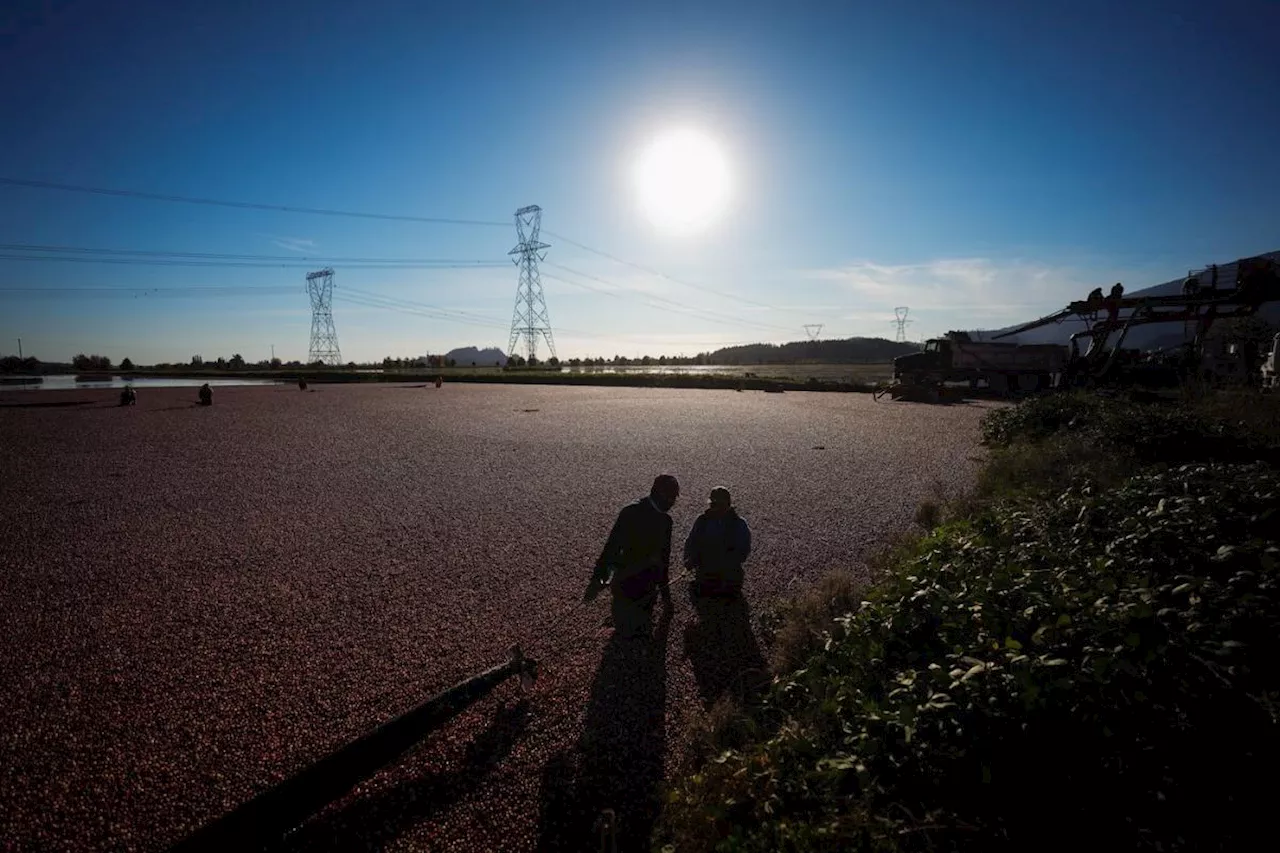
[{"left": 799, "top": 257, "right": 1133, "bottom": 327}]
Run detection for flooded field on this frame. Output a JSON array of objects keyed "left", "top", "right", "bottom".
[
  {"left": 6, "top": 374, "right": 284, "bottom": 391},
  {"left": 0, "top": 382, "right": 991, "bottom": 851}
]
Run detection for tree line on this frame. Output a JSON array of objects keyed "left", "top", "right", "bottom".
[{"left": 1, "top": 336, "right": 923, "bottom": 376}]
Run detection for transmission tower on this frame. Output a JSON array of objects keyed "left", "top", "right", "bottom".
[
  {"left": 507, "top": 205, "right": 556, "bottom": 362},
  {"left": 891, "top": 306, "right": 912, "bottom": 343},
  {"left": 803, "top": 323, "right": 824, "bottom": 340},
  {"left": 306, "top": 268, "right": 342, "bottom": 365}
]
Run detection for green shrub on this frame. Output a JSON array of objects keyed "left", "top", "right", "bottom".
[
  {"left": 660, "top": 462, "right": 1280, "bottom": 851},
  {"left": 979, "top": 392, "right": 1270, "bottom": 468},
  {"left": 764, "top": 570, "right": 868, "bottom": 676}
]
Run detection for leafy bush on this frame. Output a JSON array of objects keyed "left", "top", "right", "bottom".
[
  {"left": 661, "top": 462, "right": 1280, "bottom": 852},
  {"left": 763, "top": 571, "right": 868, "bottom": 676},
  {"left": 980, "top": 392, "right": 1276, "bottom": 467}
]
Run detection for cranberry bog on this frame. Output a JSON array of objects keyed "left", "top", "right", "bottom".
[{"left": 0, "top": 382, "right": 990, "bottom": 852}]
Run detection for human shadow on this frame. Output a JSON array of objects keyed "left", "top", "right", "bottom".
[
  {"left": 537, "top": 604, "right": 672, "bottom": 853},
  {"left": 683, "top": 588, "right": 769, "bottom": 709},
  {"left": 0, "top": 399, "right": 95, "bottom": 408},
  {"left": 269, "top": 699, "right": 532, "bottom": 852}
]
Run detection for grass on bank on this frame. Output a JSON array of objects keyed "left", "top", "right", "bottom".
[{"left": 659, "top": 391, "right": 1280, "bottom": 852}]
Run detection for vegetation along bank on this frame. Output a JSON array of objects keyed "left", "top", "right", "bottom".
[{"left": 659, "top": 391, "right": 1280, "bottom": 852}]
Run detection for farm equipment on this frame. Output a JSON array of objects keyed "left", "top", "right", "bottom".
[
  {"left": 1197, "top": 339, "right": 1249, "bottom": 386},
  {"left": 1263, "top": 333, "right": 1280, "bottom": 391},
  {"left": 875, "top": 252, "right": 1280, "bottom": 402},
  {"left": 874, "top": 332, "right": 1068, "bottom": 402},
  {"left": 994, "top": 253, "right": 1280, "bottom": 389}
]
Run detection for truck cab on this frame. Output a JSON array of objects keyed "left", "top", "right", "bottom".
[{"left": 892, "top": 339, "right": 949, "bottom": 379}]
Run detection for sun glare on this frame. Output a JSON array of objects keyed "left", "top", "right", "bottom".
[{"left": 633, "top": 128, "right": 731, "bottom": 234}]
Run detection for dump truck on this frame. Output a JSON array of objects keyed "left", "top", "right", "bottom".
[{"left": 880, "top": 331, "right": 1068, "bottom": 400}]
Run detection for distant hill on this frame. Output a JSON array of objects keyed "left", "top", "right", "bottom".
[
  {"left": 979, "top": 250, "right": 1280, "bottom": 349},
  {"left": 700, "top": 337, "right": 919, "bottom": 364},
  {"left": 445, "top": 346, "right": 507, "bottom": 366}
]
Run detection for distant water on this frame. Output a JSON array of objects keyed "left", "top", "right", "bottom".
[
  {"left": 19, "top": 375, "right": 284, "bottom": 391},
  {"left": 562, "top": 365, "right": 738, "bottom": 375}
]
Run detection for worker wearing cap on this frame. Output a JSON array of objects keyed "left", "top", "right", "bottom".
[
  {"left": 585, "top": 474, "right": 680, "bottom": 638},
  {"left": 683, "top": 487, "right": 751, "bottom": 599}
]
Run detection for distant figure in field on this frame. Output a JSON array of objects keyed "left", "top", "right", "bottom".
[
  {"left": 435, "top": 375, "right": 443, "bottom": 388},
  {"left": 119, "top": 385, "right": 137, "bottom": 406},
  {"left": 585, "top": 474, "right": 680, "bottom": 639},
  {"left": 198, "top": 383, "right": 213, "bottom": 406},
  {"left": 298, "top": 377, "right": 308, "bottom": 391},
  {"left": 683, "top": 487, "right": 752, "bottom": 599}
]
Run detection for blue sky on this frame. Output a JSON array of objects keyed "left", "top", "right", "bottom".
[{"left": 2, "top": 0, "right": 1277, "bottom": 363}]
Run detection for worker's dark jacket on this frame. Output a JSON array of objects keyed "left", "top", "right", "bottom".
[
  {"left": 683, "top": 509, "right": 751, "bottom": 580},
  {"left": 593, "top": 497, "right": 673, "bottom": 600}
]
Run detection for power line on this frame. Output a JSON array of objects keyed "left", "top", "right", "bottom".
[
  {"left": 334, "top": 294, "right": 504, "bottom": 330},
  {"left": 0, "top": 255, "right": 507, "bottom": 270},
  {"left": 0, "top": 241, "right": 783, "bottom": 331},
  {"left": 336, "top": 287, "right": 701, "bottom": 344},
  {"left": 0, "top": 177, "right": 818, "bottom": 344},
  {"left": 0, "top": 177, "right": 511, "bottom": 227},
  {"left": 0, "top": 243, "right": 507, "bottom": 265},
  {"left": 341, "top": 286, "right": 509, "bottom": 325},
  {"left": 1, "top": 177, "right": 808, "bottom": 322},
  {"left": 337, "top": 289, "right": 614, "bottom": 341},
  {"left": 336, "top": 289, "right": 512, "bottom": 330},
  {"left": 541, "top": 270, "right": 755, "bottom": 332},
  {"left": 543, "top": 229, "right": 802, "bottom": 314},
  {"left": 0, "top": 285, "right": 299, "bottom": 297},
  {"left": 333, "top": 293, "right": 533, "bottom": 335},
  {"left": 543, "top": 270, "right": 796, "bottom": 338},
  {"left": 542, "top": 262, "right": 796, "bottom": 334},
  {"left": 1, "top": 176, "right": 817, "bottom": 327}
]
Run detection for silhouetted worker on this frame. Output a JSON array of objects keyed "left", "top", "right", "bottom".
[
  {"left": 1236, "top": 258, "right": 1275, "bottom": 300},
  {"left": 1109, "top": 282, "right": 1125, "bottom": 301},
  {"left": 198, "top": 383, "right": 213, "bottom": 406},
  {"left": 119, "top": 385, "right": 137, "bottom": 406},
  {"left": 683, "top": 487, "right": 752, "bottom": 598},
  {"left": 585, "top": 474, "right": 680, "bottom": 639},
  {"left": 1086, "top": 286, "right": 1104, "bottom": 306}
]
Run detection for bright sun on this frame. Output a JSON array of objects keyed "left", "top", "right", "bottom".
[{"left": 633, "top": 129, "right": 731, "bottom": 234}]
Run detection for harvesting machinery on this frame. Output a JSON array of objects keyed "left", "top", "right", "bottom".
[
  {"left": 877, "top": 252, "right": 1280, "bottom": 401},
  {"left": 994, "top": 253, "right": 1280, "bottom": 388}
]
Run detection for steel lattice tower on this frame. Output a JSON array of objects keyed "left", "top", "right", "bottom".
[
  {"left": 803, "top": 323, "right": 824, "bottom": 340},
  {"left": 306, "top": 268, "right": 342, "bottom": 365},
  {"left": 892, "top": 306, "right": 912, "bottom": 343},
  {"left": 507, "top": 205, "right": 557, "bottom": 362}
]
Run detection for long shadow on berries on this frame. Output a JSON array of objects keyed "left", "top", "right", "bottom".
[
  {"left": 537, "top": 604, "right": 672, "bottom": 853},
  {"left": 683, "top": 589, "right": 768, "bottom": 709},
  {"left": 0, "top": 399, "right": 95, "bottom": 408},
  {"left": 270, "top": 699, "right": 531, "bottom": 852}
]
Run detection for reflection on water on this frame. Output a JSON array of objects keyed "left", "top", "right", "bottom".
[
  {"left": 562, "top": 365, "right": 738, "bottom": 375},
  {"left": 16, "top": 375, "right": 284, "bottom": 391}
]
